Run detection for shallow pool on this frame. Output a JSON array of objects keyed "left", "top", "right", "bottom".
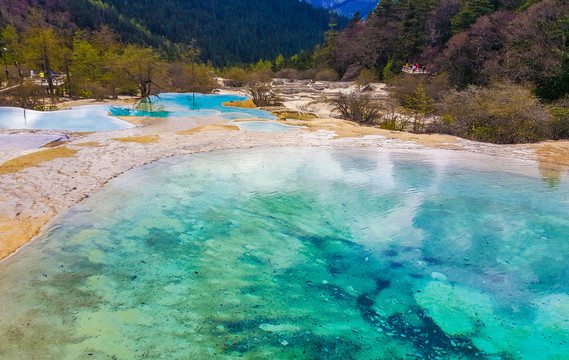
[
  {"left": 0, "top": 148, "right": 567, "bottom": 359},
  {"left": 233, "top": 121, "right": 304, "bottom": 132},
  {"left": 0, "top": 105, "right": 134, "bottom": 131},
  {"left": 110, "top": 93, "right": 276, "bottom": 120}
]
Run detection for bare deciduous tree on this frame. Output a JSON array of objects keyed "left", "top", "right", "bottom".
[
  {"left": 247, "top": 81, "right": 281, "bottom": 107},
  {"left": 330, "top": 92, "right": 382, "bottom": 124}
]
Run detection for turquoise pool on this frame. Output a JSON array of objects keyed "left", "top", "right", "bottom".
[
  {"left": 0, "top": 148, "right": 567, "bottom": 359},
  {"left": 109, "top": 93, "right": 276, "bottom": 121}
]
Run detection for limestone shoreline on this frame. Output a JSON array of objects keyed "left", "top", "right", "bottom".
[{"left": 0, "top": 89, "right": 568, "bottom": 262}]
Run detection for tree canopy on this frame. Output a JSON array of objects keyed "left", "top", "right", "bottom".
[
  {"left": 0, "top": 0, "right": 346, "bottom": 67},
  {"left": 305, "top": 0, "right": 569, "bottom": 100}
]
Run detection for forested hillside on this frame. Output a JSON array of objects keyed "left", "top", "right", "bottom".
[
  {"left": 79, "top": 0, "right": 344, "bottom": 65},
  {"left": 0, "top": 0, "right": 345, "bottom": 66},
  {"left": 304, "top": 0, "right": 378, "bottom": 17},
  {"left": 314, "top": 0, "right": 569, "bottom": 101}
]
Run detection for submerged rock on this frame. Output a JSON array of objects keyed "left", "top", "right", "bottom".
[
  {"left": 534, "top": 293, "right": 569, "bottom": 336},
  {"left": 430, "top": 272, "right": 447, "bottom": 281},
  {"left": 414, "top": 281, "right": 494, "bottom": 336},
  {"left": 259, "top": 323, "right": 301, "bottom": 333},
  {"left": 414, "top": 281, "right": 541, "bottom": 358}
]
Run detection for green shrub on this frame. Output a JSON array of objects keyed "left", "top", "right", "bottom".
[
  {"left": 221, "top": 67, "right": 248, "bottom": 87},
  {"left": 390, "top": 73, "right": 450, "bottom": 106},
  {"left": 0, "top": 82, "right": 44, "bottom": 109},
  {"left": 427, "top": 83, "right": 551, "bottom": 143},
  {"left": 115, "top": 83, "right": 139, "bottom": 96},
  {"left": 165, "top": 63, "right": 218, "bottom": 93},
  {"left": 275, "top": 68, "right": 301, "bottom": 80},
  {"left": 382, "top": 62, "right": 395, "bottom": 81},
  {"left": 34, "top": 104, "right": 58, "bottom": 111},
  {"left": 315, "top": 68, "right": 339, "bottom": 81},
  {"left": 356, "top": 69, "right": 376, "bottom": 90},
  {"left": 77, "top": 82, "right": 114, "bottom": 100},
  {"left": 379, "top": 111, "right": 409, "bottom": 131},
  {"left": 547, "top": 106, "right": 569, "bottom": 139},
  {"left": 245, "top": 69, "right": 273, "bottom": 84}
]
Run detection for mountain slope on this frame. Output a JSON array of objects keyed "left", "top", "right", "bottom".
[
  {"left": 0, "top": 0, "right": 346, "bottom": 66},
  {"left": 305, "top": 0, "right": 378, "bottom": 17},
  {"left": 97, "top": 0, "right": 345, "bottom": 66}
]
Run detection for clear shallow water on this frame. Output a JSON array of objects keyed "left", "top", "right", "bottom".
[
  {"left": 109, "top": 93, "right": 276, "bottom": 120},
  {"left": 232, "top": 121, "right": 304, "bottom": 132},
  {"left": 0, "top": 148, "right": 568, "bottom": 359},
  {"left": 0, "top": 105, "right": 134, "bottom": 131}
]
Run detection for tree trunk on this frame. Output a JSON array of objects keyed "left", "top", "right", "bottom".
[
  {"left": 66, "top": 70, "right": 71, "bottom": 96},
  {"left": 139, "top": 80, "right": 151, "bottom": 99},
  {"left": 14, "top": 61, "right": 23, "bottom": 83},
  {"left": 43, "top": 44, "right": 54, "bottom": 97}
]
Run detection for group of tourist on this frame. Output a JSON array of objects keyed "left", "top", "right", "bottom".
[
  {"left": 404, "top": 63, "right": 425, "bottom": 72},
  {"left": 29, "top": 70, "right": 55, "bottom": 80}
]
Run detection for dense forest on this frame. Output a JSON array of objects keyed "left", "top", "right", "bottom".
[
  {"left": 98, "top": 0, "right": 344, "bottom": 65},
  {"left": 0, "top": 0, "right": 345, "bottom": 66},
  {"left": 304, "top": 0, "right": 378, "bottom": 17}
]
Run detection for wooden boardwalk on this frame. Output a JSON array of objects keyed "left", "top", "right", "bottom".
[
  {"left": 32, "top": 75, "right": 66, "bottom": 87},
  {"left": 401, "top": 67, "right": 428, "bottom": 75},
  {"left": 0, "top": 75, "right": 66, "bottom": 93}
]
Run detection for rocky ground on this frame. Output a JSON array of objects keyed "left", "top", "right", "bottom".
[{"left": 0, "top": 81, "right": 567, "bottom": 261}]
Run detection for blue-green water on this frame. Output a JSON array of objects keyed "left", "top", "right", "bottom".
[
  {"left": 109, "top": 93, "right": 276, "bottom": 121},
  {"left": 0, "top": 148, "right": 568, "bottom": 359}
]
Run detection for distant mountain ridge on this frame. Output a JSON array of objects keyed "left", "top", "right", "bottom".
[
  {"left": 304, "top": 0, "right": 378, "bottom": 17},
  {"left": 0, "top": 0, "right": 346, "bottom": 66}
]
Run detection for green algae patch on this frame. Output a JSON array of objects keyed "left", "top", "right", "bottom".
[
  {"left": 0, "top": 147, "right": 78, "bottom": 176},
  {"left": 113, "top": 135, "right": 160, "bottom": 144}
]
